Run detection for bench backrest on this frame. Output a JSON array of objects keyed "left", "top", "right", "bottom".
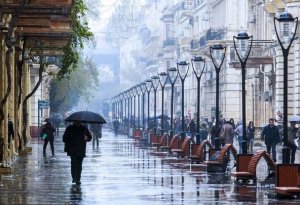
[
  {"left": 247, "top": 150, "right": 275, "bottom": 175},
  {"left": 217, "top": 144, "right": 237, "bottom": 163},
  {"left": 276, "top": 164, "right": 300, "bottom": 187},
  {"left": 160, "top": 134, "right": 169, "bottom": 146},
  {"left": 169, "top": 135, "right": 180, "bottom": 149},
  {"left": 195, "top": 140, "right": 213, "bottom": 161},
  {"left": 181, "top": 137, "right": 193, "bottom": 156},
  {"left": 236, "top": 154, "right": 253, "bottom": 172}
]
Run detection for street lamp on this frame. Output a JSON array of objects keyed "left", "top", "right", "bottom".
[
  {"left": 274, "top": 11, "right": 298, "bottom": 164},
  {"left": 136, "top": 84, "right": 142, "bottom": 129},
  {"left": 191, "top": 56, "right": 206, "bottom": 144},
  {"left": 152, "top": 76, "right": 160, "bottom": 134},
  {"left": 131, "top": 86, "right": 137, "bottom": 128},
  {"left": 233, "top": 31, "right": 253, "bottom": 154},
  {"left": 210, "top": 44, "right": 226, "bottom": 150},
  {"left": 159, "top": 72, "right": 168, "bottom": 135},
  {"left": 140, "top": 82, "right": 147, "bottom": 130},
  {"left": 146, "top": 79, "right": 153, "bottom": 131},
  {"left": 177, "top": 61, "right": 190, "bottom": 140},
  {"left": 168, "top": 67, "right": 178, "bottom": 138}
]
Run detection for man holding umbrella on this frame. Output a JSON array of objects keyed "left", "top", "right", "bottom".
[{"left": 63, "top": 120, "right": 92, "bottom": 185}]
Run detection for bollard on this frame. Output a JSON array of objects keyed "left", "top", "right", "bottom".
[
  {"left": 241, "top": 140, "right": 248, "bottom": 154},
  {"left": 214, "top": 138, "right": 220, "bottom": 151},
  {"left": 282, "top": 146, "right": 291, "bottom": 164},
  {"left": 195, "top": 133, "right": 201, "bottom": 144}
]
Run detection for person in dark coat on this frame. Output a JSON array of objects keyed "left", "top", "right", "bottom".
[
  {"left": 188, "top": 119, "right": 196, "bottom": 138},
  {"left": 41, "top": 121, "right": 56, "bottom": 157},
  {"left": 246, "top": 121, "right": 255, "bottom": 153},
  {"left": 90, "top": 124, "right": 102, "bottom": 148},
  {"left": 63, "top": 121, "right": 92, "bottom": 185},
  {"left": 260, "top": 118, "right": 280, "bottom": 162}
]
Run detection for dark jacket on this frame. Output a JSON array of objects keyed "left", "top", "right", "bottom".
[
  {"left": 63, "top": 124, "right": 92, "bottom": 157},
  {"left": 261, "top": 125, "right": 280, "bottom": 145},
  {"left": 8, "top": 119, "right": 14, "bottom": 140},
  {"left": 41, "top": 122, "right": 55, "bottom": 141}
]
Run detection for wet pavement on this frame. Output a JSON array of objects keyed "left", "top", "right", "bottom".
[{"left": 0, "top": 128, "right": 300, "bottom": 205}]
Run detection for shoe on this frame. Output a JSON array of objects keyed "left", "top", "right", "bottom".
[{"left": 76, "top": 181, "right": 81, "bottom": 185}]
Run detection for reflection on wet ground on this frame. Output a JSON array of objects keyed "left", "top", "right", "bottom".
[{"left": 0, "top": 128, "right": 299, "bottom": 204}]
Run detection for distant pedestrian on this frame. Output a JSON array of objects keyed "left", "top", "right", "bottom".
[
  {"left": 90, "top": 124, "right": 102, "bottom": 148},
  {"left": 210, "top": 120, "right": 222, "bottom": 146},
  {"left": 234, "top": 121, "right": 243, "bottom": 154},
  {"left": 199, "top": 123, "right": 208, "bottom": 143},
  {"left": 188, "top": 119, "right": 196, "bottom": 138},
  {"left": 220, "top": 121, "right": 234, "bottom": 146},
  {"left": 63, "top": 121, "right": 92, "bottom": 185},
  {"left": 41, "top": 121, "right": 56, "bottom": 157},
  {"left": 8, "top": 116, "right": 18, "bottom": 155},
  {"left": 260, "top": 118, "right": 280, "bottom": 163},
  {"left": 246, "top": 121, "right": 255, "bottom": 153},
  {"left": 113, "top": 118, "right": 119, "bottom": 135},
  {"left": 280, "top": 121, "right": 299, "bottom": 163}
]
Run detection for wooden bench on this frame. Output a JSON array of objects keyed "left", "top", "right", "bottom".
[
  {"left": 150, "top": 135, "right": 180, "bottom": 157},
  {"left": 133, "top": 129, "right": 142, "bottom": 140},
  {"left": 160, "top": 134, "right": 181, "bottom": 151},
  {"left": 151, "top": 133, "right": 168, "bottom": 149},
  {"left": 171, "top": 137, "right": 194, "bottom": 158},
  {"left": 204, "top": 144, "right": 237, "bottom": 172},
  {"left": 188, "top": 140, "right": 213, "bottom": 163},
  {"left": 231, "top": 150, "right": 275, "bottom": 184},
  {"left": 275, "top": 164, "right": 300, "bottom": 197}
]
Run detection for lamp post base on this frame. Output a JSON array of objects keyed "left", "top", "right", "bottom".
[
  {"left": 282, "top": 146, "right": 291, "bottom": 164},
  {"left": 241, "top": 140, "right": 248, "bottom": 154},
  {"left": 195, "top": 133, "right": 201, "bottom": 144},
  {"left": 214, "top": 138, "right": 220, "bottom": 151},
  {"left": 180, "top": 132, "right": 186, "bottom": 141},
  {"left": 169, "top": 130, "right": 174, "bottom": 139}
]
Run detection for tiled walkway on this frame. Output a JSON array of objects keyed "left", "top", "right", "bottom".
[{"left": 0, "top": 128, "right": 299, "bottom": 205}]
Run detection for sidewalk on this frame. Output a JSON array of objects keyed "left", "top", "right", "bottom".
[{"left": 0, "top": 128, "right": 299, "bottom": 205}]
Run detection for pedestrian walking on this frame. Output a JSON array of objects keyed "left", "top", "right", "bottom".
[
  {"left": 113, "top": 118, "right": 119, "bottom": 135},
  {"left": 234, "top": 121, "right": 243, "bottom": 154},
  {"left": 246, "top": 121, "right": 255, "bottom": 153},
  {"left": 210, "top": 120, "right": 222, "bottom": 146},
  {"left": 280, "top": 121, "right": 299, "bottom": 163},
  {"left": 188, "top": 119, "right": 196, "bottom": 139},
  {"left": 41, "top": 120, "right": 56, "bottom": 157},
  {"left": 63, "top": 121, "right": 92, "bottom": 185},
  {"left": 90, "top": 124, "right": 102, "bottom": 148},
  {"left": 275, "top": 110, "right": 283, "bottom": 132},
  {"left": 199, "top": 123, "right": 208, "bottom": 143},
  {"left": 8, "top": 116, "right": 18, "bottom": 155},
  {"left": 220, "top": 121, "right": 234, "bottom": 146},
  {"left": 260, "top": 118, "right": 280, "bottom": 163}
]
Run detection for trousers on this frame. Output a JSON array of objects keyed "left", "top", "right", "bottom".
[{"left": 70, "top": 155, "right": 84, "bottom": 181}]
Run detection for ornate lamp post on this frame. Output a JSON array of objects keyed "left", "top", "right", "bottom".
[
  {"left": 136, "top": 84, "right": 142, "bottom": 129},
  {"left": 146, "top": 79, "right": 153, "bottom": 130},
  {"left": 210, "top": 44, "right": 226, "bottom": 150},
  {"left": 233, "top": 32, "right": 253, "bottom": 154},
  {"left": 168, "top": 67, "right": 178, "bottom": 138},
  {"left": 159, "top": 72, "right": 168, "bottom": 135},
  {"left": 151, "top": 76, "right": 160, "bottom": 134},
  {"left": 191, "top": 56, "right": 206, "bottom": 144},
  {"left": 140, "top": 82, "right": 147, "bottom": 130},
  {"left": 132, "top": 86, "right": 137, "bottom": 128},
  {"left": 177, "top": 61, "right": 190, "bottom": 140},
  {"left": 274, "top": 11, "right": 298, "bottom": 163}
]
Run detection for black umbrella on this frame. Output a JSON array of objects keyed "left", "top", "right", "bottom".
[{"left": 65, "top": 111, "right": 107, "bottom": 124}]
